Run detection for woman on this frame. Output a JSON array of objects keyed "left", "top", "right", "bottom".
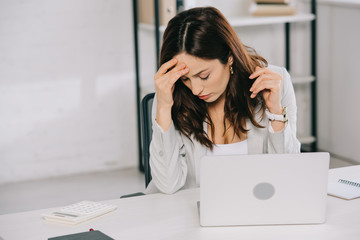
[{"left": 145, "top": 7, "right": 300, "bottom": 194}]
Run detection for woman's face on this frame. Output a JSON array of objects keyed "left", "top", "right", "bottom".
[{"left": 175, "top": 52, "right": 232, "bottom": 103}]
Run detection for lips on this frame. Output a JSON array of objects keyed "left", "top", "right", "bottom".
[{"left": 198, "top": 94, "right": 211, "bottom": 100}]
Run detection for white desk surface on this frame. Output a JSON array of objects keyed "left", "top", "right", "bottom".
[{"left": 1, "top": 166, "right": 360, "bottom": 240}]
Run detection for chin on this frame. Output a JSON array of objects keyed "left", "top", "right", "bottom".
[{"left": 204, "top": 95, "right": 219, "bottom": 103}]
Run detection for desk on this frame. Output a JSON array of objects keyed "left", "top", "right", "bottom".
[{"left": 1, "top": 167, "right": 360, "bottom": 240}]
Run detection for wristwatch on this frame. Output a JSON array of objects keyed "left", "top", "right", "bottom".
[{"left": 265, "top": 106, "right": 288, "bottom": 122}]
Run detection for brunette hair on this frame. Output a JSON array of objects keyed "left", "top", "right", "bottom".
[{"left": 160, "top": 7, "right": 267, "bottom": 149}]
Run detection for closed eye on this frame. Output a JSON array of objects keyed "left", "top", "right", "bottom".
[
  {"left": 200, "top": 75, "right": 209, "bottom": 80},
  {"left": 181, "top": 77, "right": 189, "bottom": 81}
]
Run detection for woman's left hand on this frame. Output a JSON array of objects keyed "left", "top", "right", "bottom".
[{"left": 249, "top": 66, "right": 283, "bottom": 114}]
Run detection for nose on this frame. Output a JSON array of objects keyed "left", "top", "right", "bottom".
[{"left": 190, "top": 79, "right": 203, "bottom": 96}]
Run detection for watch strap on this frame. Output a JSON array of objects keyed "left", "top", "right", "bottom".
[{"left": 265, "top": 107, "right": 288, "bottom": 122}]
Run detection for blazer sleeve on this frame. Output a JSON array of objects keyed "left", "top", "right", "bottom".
[
  {"left": 267, "top": 67, "right": 301, "bottom": 153},
  {"left": 148, "top": 95, "right": 188, "bottom": 194}
]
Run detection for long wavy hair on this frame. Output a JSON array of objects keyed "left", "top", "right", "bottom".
[{"left": 160, "top": 7, "right": 268, "bottom": 149}]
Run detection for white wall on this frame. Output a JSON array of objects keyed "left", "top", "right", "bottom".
[
  {"left": 317, "top": 0, "right": 360, "bottom": 163},
  {"left": 0, "top": 0, "right": 137, "bottom": 184},
  {"left": 0, "top": 0, "right": 319, "bottom": 184}
]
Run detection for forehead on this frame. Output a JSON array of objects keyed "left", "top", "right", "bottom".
[{"left": 175, "top": 53, "right": 221, "bottom": 72}]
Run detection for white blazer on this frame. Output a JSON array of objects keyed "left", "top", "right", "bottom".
[{"left": 145, "top": 65, "right": 300, "bottom": 194}]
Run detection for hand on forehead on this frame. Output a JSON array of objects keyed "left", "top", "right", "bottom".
[{"left": 174, "top": 53, "right": 219, "bottom": 78}]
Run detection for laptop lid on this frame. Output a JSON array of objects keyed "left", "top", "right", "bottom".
[{"left": 199, "top": 152, "right": 330, "bottom": 227}]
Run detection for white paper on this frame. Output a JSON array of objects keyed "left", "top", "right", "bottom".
[{"left": 328, "top": 181, "right": 360, "bottom": 200}]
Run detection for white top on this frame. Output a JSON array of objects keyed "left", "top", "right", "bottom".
[
  {"left": 146, "top": 65, "right": 301, "bottom": 195},
  {"left": 206, "top": 140, "right": 248, "bottom": 156}
]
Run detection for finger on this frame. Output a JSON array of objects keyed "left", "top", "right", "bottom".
[
  {"left": 155, "top": 62, "right": 186, "bottom": 86},
  {"left": 249, "top": 67, "right": 268, "bottom": 79},
  {"left": 250, "top": 71, "right": 282, "bottom": 91},
  {"left": 250, "top": 84, "right": 275, "bottom": 98},
  {"left": 169, "top": 67, "right": 189, "bottom": 85},
  {"left": 157, "top": 66, "right": 189, "bottom": 90},
  {"left": 156, "top": 58, "right": 178, "bottom": 76},
  {"left": 252, "top": 80, "right": 280, "bottom": 94},
  {"left": 250, "top": 74, "right": 273, "bottom": 92},
  {"left": 250, "top": 78, "right": 281, "bottom": 99},
  {"left": 167, "top": 62, "right": 187, "bottom": 75},
  {"left": 250, "top": 88, "right": 270, "bottom": 98}
]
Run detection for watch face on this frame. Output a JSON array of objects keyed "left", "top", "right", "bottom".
[{"left": 282, "top": 106, "right": 288, "bottom": 122}]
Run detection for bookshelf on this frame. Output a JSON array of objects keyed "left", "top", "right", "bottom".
[
  {"left": 133, "top": 0, "right": 318, "bottom": 171},
  {"left": 139, "top": 13, "right": 315, "bottom": 31}
]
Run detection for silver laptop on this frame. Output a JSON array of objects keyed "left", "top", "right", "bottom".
[{"left": 199, "top": 152, "right": 330, "bottom": 227}]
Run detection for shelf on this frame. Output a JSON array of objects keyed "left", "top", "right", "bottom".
[
  {"left": 139, "top": 23, "right": 167, "bottom": 32},
  {"left": 228, "top": 14, "right": 315, "bottom": 27},
  {"left": 139, "top": 13, "right": 315, "bottom": 32},
  {"left": 291, "top": 75, "right": 315, "bottom": 84},
  {"left": 298, "top": 136, "right": 316, "bottom": 145},
  {"left": 317, "top": 0, "right": 360, "bottom": 7}
]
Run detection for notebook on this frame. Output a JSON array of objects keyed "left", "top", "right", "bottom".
[
  {"left": 199, "top": 152, "right": 330, "bottom": 227},
  {"left": 48, "top": 230, "right": 113, "bottom": 240},
  {"left": 328, "top": 179, "right": 360, "bottom": 200},
  {"left": 327, "top": 165, "right": 360, "bottom": 200}
]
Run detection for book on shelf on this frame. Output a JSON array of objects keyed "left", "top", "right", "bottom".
[
  {"left": 139, "top": 0, "right": 197, "bottom": 26},
  {"left": 139, "top": 0, "right": 177, "bottom": 26},
  {"left": 254, "top": 0, "right": 290, "bottom": 4},
  {"left": 249, "top": 2, "right": 296, "bottom": 17}
]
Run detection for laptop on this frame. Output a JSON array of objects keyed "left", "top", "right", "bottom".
[{"left": 199, "top": 152, "right": 330, "bottom": 227}]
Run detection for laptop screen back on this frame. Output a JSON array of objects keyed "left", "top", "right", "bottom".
[{"left": 199, "top": 152, "right": 329, "bottom": 226}]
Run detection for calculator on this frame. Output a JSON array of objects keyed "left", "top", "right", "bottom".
[{"left": 42, "top": 201, "right": 117, "bottom": 224}]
